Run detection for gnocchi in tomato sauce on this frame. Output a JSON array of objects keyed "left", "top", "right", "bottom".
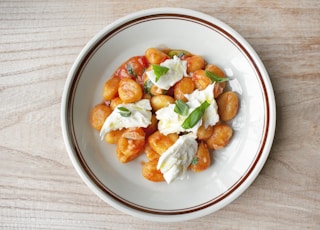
[{"left": 89, "top": 47, "right": 239, "bottom": 184}]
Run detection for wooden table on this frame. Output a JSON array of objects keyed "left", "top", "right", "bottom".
[{"left": 1, "top": 1, "right": 319, "bottom": 229}]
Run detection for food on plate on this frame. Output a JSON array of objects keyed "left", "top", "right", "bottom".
[
  {"left": 206, "top": 123, "right": 233, "bottom": 150},
  {"left": 217, "top": 91, "right": 239, "bottom": 121},
  {"left": 89, "top": 47, "right": 239, "bottom": 184},
  {"left": 89, "top": 104, "right": 112, "bottom": 131}
]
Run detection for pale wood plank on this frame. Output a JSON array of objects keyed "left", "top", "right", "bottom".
[{"left": 0, "top": 0, "right": 319, "bottom": 229}]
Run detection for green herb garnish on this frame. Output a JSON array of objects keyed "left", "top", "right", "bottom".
[
  {"left": 152, "top": 64, "right": 169, "bottom": 82},
  {"left": 126, "top": 63, "right": 137, "bottom": 77},
  {"left": 143, "top": 79, "right": 153, "bottom": 95},
  {"left": 191, "top": 157, "right": 199, "bottom": 165},
  {"left": 118, "top": 107, "right": 131, "bottom": 117},
  {"left": 205, "top": 70, "right": 230, "bottom": 83},
  {"left": 181, "top": 101, "right": 210, "bottom": 129},
  {"left": 174, "top": 100, "right": 189, "bottom": 116}
]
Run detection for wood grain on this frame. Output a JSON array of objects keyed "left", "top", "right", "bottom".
[{"left": 0, "top": 0, "right": 319, "bottom": 229}]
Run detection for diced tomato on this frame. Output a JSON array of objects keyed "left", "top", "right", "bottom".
[
  {"left": 112, "top": 56, "right": 149, "bottom": 85},
  {"left": 113, "top": 64, "right": 131, "bottom": 79},
  {"left": 127, "top": 56, "right": 148, "bottom": 76},
  {"left": 138, "top": 56, "right": 149, "bottom": 68}
]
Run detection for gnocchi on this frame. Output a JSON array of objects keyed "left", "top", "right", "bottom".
[
  {"left": 145, "top": 48, "right": 169, "bottom": 64},
  {"left": 89, "top": 47, "right": 240, "bottom": 183},
  {"left": 103, "top": 77, "right": 120, "bottom": 101},
  {"left": 89, "top": 104, "right": 112, "bottom": 131},
  {"left": 174, "top": 77, "right": 195, "bottom": 101},
  {"left": 205, "top": 64, "right": 227, "bottom": 98},
  {"left": 142, "top": 160, "right": 165, "bottom": 182},
  {"left": 118, "top": 78, "right": 143, "bottom": 103},
  {"left": 105, "top": 129, "right": 126, "bottom": 144},
  {"left": 217, "top": 91, "right": 239, "bottom": 121},
  {"left": 116, "top": 128, "right": 145, "bottom": 163},
  {"left": 148, "top": 131, "right": 178, "bottom": 155},
  {"left": 186, "top": 55, "right": 206, "bottom": 73},
  {"left": 206, "top": 124, "right": 233, "bottom": 150},
  {"left": 150, "top": 95, "right": 175, "bottom": 111},
  {"left": 190, "top": 141, "right": 211, "bottom": 172}
]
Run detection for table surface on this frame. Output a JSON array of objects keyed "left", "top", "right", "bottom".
[{"left": 1, "top": 0, "right": 319, "bottom": 229}]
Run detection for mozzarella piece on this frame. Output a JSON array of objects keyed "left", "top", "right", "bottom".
[
  {"left": 99, "top": 99, "right": 152, "bottom": 139},
  {"left": 184, "top": 83, "right": 220, "bottom": 128},
  {"left": 157, "top": 134, "right": 198, "bottom": 184},
  {"left": 156, "top": 104, "right": 200, "bottom": 135},
  {"left": 156, "top": 83, "right": 219, "bottom": 135},
  {"left": 146, "top": 55, "right": 187, "bottom": 90}
]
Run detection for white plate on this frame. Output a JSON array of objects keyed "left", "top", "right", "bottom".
[{"left": 61, "top": 7, "right": 276, "bottom": 222}]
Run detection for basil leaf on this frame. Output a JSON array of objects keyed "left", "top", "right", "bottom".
[
  {"left": 174, "top": 100, "right": 189, "bottom": 116},
  {"left": 118, "top": 107, "right": 131, "bottom": 117},
  {"left": 152, "top": 64, "right": 169, "bottom": 82},
  {"left": 143, "top": 79, "right": 153, "bottom": 95},
  {"left": 191, "top": 157, "right": 199, "bottom": 165},
  {"left": 205, "top": 70, "right": 230, "bottom": 83},
  {"left": 126, "top": 63, "right": 137, "bottom": 77},
  {"left": 181, "top": 101, "right": 210, "bottom": 129}
]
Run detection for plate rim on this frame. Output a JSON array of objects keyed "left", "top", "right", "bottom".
[{"left": 61, "top": 7, "right": 276, "bottom": 222}]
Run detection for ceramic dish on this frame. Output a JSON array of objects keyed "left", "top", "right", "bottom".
[{"left": 61, "top": 8, "right": 276, "bottom": 222}]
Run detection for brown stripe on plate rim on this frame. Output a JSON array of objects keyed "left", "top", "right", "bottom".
[{"left": 65, "top": 13, "right": 270, "bottom": 215}]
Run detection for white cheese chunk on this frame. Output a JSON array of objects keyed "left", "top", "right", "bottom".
[
  {"left": 99, "top": 99, "right": 152, "bottom": 139},
  {"left": 156, "top": 104, "right": 200, "bottom": 135},
  {"left": 157, "top": 134, "right": 198, "bottom": 184},
  {"left": 184, "top": 83, "right": 220, "bottom": 128},
  {"left": 146, "top": 55, "right": 187, "bottom": 90},
  {"left": 156, "top": 83, "right": 219, "bottom": 135}
]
